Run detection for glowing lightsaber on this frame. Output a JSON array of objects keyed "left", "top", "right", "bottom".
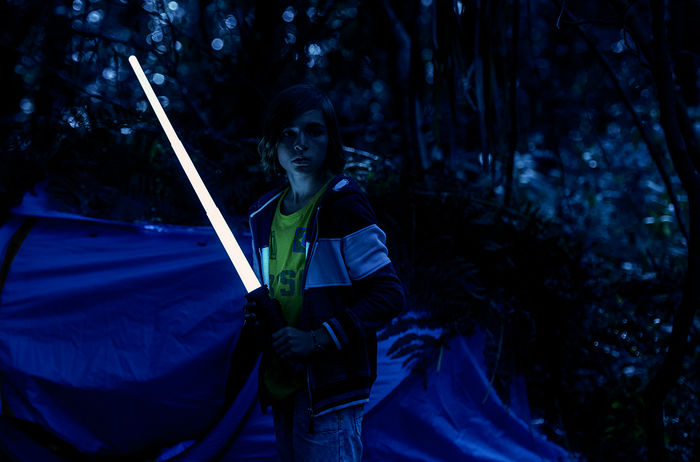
[{"left": 128, "top": 55, "right": 261, "bottom": 294}]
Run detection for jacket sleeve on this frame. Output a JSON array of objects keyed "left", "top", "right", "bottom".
[{"left": 321, "top": 192, "right": 405, "bottom": 351}]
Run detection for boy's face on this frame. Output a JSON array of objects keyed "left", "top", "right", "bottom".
[{"left": 276, "top": 109, "right": 329, "bottom": 176}]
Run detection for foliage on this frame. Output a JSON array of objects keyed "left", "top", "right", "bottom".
[{"left": 373, "top": 170, "right": 691, "bottom": 461}]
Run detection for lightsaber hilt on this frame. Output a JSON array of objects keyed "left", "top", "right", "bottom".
[
  {"left": 244, "top": 285, "right": 287, "bottom": 338},
  {"left": 128, "top": 55, "right": 261, "bottom": 294}
]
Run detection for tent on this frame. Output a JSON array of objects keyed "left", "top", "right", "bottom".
[{"left": 0, "top": 190, "right": 570, "bottom": 461}]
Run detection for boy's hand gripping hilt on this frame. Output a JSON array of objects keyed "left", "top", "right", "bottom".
[{"left": 244, "top": 285, "right": 286, "bottom": 337}]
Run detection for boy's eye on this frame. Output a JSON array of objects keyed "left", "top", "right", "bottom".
[
  {"left": 281, "top": 129, "right": 295, "bottom": 138},
  {"left": 306, "top": 125, "right": 325, "bottom": 136}
]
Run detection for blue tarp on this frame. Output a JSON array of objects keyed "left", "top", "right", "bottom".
[{"left": 0, "top": 192, "right": 569, "bottom": 461}]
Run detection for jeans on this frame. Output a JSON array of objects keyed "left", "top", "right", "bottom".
[{"left": 272, "top": 391, "right": 364, "bottom": 462}]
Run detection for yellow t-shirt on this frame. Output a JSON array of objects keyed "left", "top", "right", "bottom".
[{"left": 263, "top": 180, "right": 330, "bottom": 401}]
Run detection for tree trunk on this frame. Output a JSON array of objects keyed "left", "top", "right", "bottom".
[
  {"left": 643, "top": 1, "right": 700, "bottom": 460},
  {"left": 504, "top": 0, "right": 520, "bottom": 206},
  {"left": 474, "top": 0, "right": 490, "bottom": 167},
  {"left": 379, "top": 0, "right": 420, "bottom": 289},
  {"left": 380, "top": 0, "right": 416, "bottom": 183}
]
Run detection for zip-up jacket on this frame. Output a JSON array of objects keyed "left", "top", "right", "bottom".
[{"left": 245, "top": 174, "right": 404, "bottom": 417}]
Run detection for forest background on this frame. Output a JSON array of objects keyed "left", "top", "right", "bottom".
[{"left": 1, "top": 1, "right": 698, "bottom": 461}]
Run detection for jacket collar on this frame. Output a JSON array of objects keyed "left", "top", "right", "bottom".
[{"left": 249, "top": 174, "right": 355, "bottom": 218}]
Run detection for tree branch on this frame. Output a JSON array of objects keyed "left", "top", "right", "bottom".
[{"left": 571, "top": 19, "right": 689, "bottom": 243}]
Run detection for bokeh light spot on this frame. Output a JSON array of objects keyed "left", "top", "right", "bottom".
[
  {"left": 20, "top": 98, "right": 34, "bottom": 115},
  {"left": 152, "top": 73, "right": 165, "bottom": 85},
  {"left": 307, "top": 43, "right": 321, "bottom": 56},
  {"left": 87, "top": 10, "right": 103, "bottom": 24},
  {"left": 225, "top": 14, "right": 237, "bottom": 29},
  {"left": 282, "top": 6, "right": 296, "bottom": 23},
  {"left": 211, "top": 38, "right": 224, "bottom": 50},
  {"left": 102, "top": 68, "right": 116, "bottom": 81}
]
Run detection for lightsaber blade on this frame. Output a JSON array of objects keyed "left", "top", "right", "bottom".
[{"left": 128, "top": 55, "right": 261, "bottom": 294}]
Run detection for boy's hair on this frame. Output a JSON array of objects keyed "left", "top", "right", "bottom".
[{"left": 258, "top": 84, "right": 345, "bottom": 175}]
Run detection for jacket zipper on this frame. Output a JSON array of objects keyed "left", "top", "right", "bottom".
[
  {"left": 300, "top": 204, "right": 321, "bottom": 290},
  {"left": 304, "top": 205, "right": 322, "bottom": 433}
]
